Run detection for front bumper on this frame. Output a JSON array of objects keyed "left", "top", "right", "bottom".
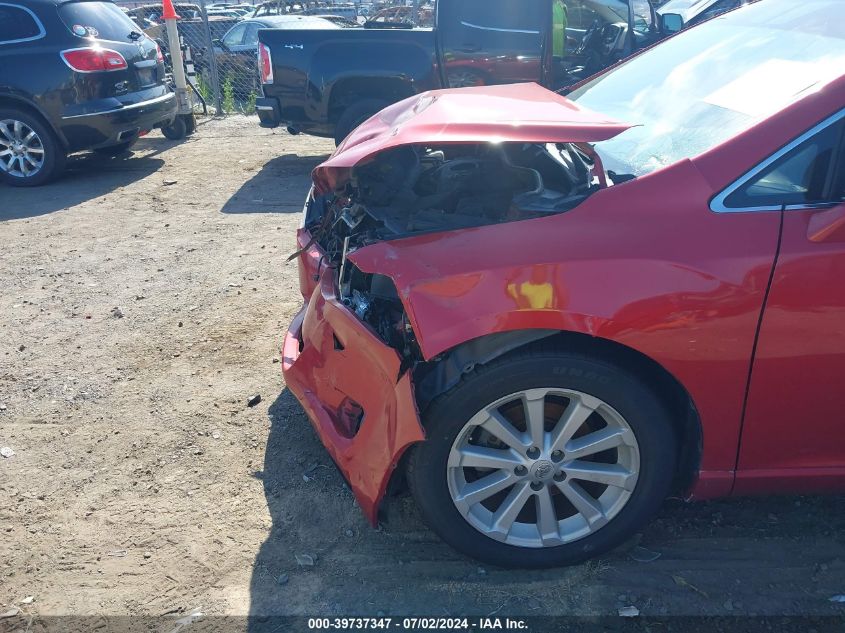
[
  {"left": 58, "top": 91, "right": 177, "bottom": 151},
  {"left": 282, "top": 263, "right": 425, "bottom": 525}
]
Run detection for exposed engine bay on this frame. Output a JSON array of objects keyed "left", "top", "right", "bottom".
[{"left": 300, "top": 141, "right": 606, "bottom": 359}]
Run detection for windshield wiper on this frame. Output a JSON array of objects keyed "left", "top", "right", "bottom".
[{"left": 608, "top": 170, "right": 636, "bottom": 184}]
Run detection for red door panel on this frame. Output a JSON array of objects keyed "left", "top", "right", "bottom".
[{"left": 738, "top": 210, "right": 845, "bottom": 490}]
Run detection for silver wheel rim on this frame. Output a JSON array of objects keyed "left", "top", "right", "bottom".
[
  {"left": 447, "top": 388, "right": 640, "bottom": 548},
  {"left": 0, "top": 119, "right": 45, "bottom": 178}
]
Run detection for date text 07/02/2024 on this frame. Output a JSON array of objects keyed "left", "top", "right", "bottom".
[{"left": 307, "top": 617, "right": 529, "bottom": 630}]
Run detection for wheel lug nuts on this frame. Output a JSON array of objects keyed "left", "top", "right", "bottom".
[
  {"left": 553, "top": 471, "right": 566, "bottom": 482},
  {"left": 526, "top": 447, "right": 541, "bottom": 459},
  {"left": 514, "top": 465, "right": 528, "bottom": 476},
  {"left": 551, "top": 450, "right": 564, "bottom": 462},
  {"left": 530, "top": 481, "right": 544, "bottom": 491}
]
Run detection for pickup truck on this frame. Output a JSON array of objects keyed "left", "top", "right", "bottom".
[{"left": 256, "top": 0, "right": 682, "bottom": 145}]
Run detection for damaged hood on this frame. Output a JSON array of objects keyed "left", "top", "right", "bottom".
[{"left": 313, "top": 83, "right": 633, "bottom": 193}]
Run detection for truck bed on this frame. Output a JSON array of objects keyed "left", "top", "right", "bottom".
[{"left": 257, "top": 27, "right": 440, "bottom": 138}]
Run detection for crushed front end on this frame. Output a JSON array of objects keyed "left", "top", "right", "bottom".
[
  {"left": 282, "top": 84, "right": 630, "bottom": 523},
  {"left": 282, "top": 236, "right": 425, "bottom": 524}
]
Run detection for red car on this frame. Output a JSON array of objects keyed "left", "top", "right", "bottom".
[{"left": 282, "top": 0, "right": 845, "bottom": 567}]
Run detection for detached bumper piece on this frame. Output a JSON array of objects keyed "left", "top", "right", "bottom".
[{"left": 282, "top": 270, "right": 425, "bottom": 524}]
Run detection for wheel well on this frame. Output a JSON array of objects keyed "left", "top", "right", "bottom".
[
  {"left": 408, "top": 329, "right": 702, "bottom": 498},
  {"left": 0, "top": 96, "right": 66, "bottom": 149},
  {"left": 328, "top": 77, "right": 414, "bottom": 123},
  {"left": 444, "top": 65, "right": 492, "bottom": 84}
]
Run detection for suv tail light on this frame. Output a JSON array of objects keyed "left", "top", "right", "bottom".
[
  {"left": 61, "top": 47, "right": 128, "bottom": 72},
  {"left": 155, "top": 42, "right": 164, "bottom": 63},
  {"left": 258, "top": 42, "right": 273, "bottom": 84}
]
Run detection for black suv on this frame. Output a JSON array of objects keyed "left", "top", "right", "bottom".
[{"left": 0, "top": 0, "right": 178, "bottom": 186}]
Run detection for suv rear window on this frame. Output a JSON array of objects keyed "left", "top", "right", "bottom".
[
  {"left": 58, "top": 1, "right": 140, "bottom": 42},
  {"left": 0, "top": 3, "right": 43, "bottom": 43}
]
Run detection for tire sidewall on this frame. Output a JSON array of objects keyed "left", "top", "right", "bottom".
[
  {"left": 334, "top": 99, "right": 388, "bottom": 146},
  {"left": 162, "top": 116, "right": 187, "bottom": 140},
  {"left": 0, "top": 108, "right": 65, "bottom": 187},
  {"left": 409, "top": 351, "right": 677, "bottom": 568}
]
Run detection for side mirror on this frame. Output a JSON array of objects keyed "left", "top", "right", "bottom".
[
  {"left": 660, "top": 13, "right": 684, "bottom": 34},
  {"left": 213, "top": 38, "right": 228, "bottom": 51},
  {"left": 807, "top": 204, "right": 845, "bottom": 243}
]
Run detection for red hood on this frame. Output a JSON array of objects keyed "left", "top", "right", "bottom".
[{"left": 312, "top": 83, "right": 633, "bottom": 194}]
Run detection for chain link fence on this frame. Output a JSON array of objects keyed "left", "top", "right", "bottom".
[
  {"left": 136, "top": 3, "right": 254, "bottom": 116},
  {"left": 124, "top": 0, "right": 427, "bottom": 117}
]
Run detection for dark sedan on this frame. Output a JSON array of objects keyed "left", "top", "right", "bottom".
[{"left": 214, "top": 14, "right": 341, "bottom": 95}]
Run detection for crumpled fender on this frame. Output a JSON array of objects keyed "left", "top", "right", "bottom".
[
  {"left": 283, "top": 271, "right": 425, "bottom": 525},
  {"left": 348, "top": 159, "right": 782, "bottom": 485}
]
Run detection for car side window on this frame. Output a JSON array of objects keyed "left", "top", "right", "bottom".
[
  {"left": 833, "top": 141, "right": 845, "bottom": 202},
  {"left": 631, "top": 0, "right": 653, "bottom": 35},
  {"left": 724, "top": 119, "right": 844, "bottom": 209},
  {"left": 0, "top": 4, "right": 42, "bottom": 43},
  {"left": 242, "top": 22, "right": 260, "bottom": 47},
  {"left": 223, "top": 23, "right": 246, "bottom": 47},
  {"left": 568, "top": 4, "right": 599, "bottom": 31}
]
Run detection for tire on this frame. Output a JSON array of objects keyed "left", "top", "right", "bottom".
[
  {"left": 446, "top": 68, "right": 487, "bottom": 88},
  {"left": 161, "top": 115, "right": 187, "bottom": 140},
  {"left": 333, "top": 99, "right": 388, "bottom": 146},
  {"left": 94, "top": 139, "right": 137, "bottom": 156},
  {"left": 184, "top": 114, "right": 197, "bottom": 136},
  {"left": 407, "top": 345, "right": 677, "bottom": 568},
  {"left": 0, "top": 108, "right": 66, "bottom": 187}
]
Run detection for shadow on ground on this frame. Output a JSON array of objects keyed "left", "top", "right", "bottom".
[
  {"left": 221, "top": 153, "right": 330, "bottom": 214},
  {"left": 248, "top": 388, "right": 335, "bottom": 631},
  {"left": 0, "top": 149, "right": 165, "bottom": 221},
  {"left": 248, "top": 388, "right": 845, "bottom": 623}
]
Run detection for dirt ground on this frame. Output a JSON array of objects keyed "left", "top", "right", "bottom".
[{"left": 1, "top": 116, "right": 844, "bottom": 628}]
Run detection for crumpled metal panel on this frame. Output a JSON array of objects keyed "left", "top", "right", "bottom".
[
  {"left": 312, "top": 82, "right": 632, "bottom": 193},
  {"left": 282, "top": 269, "right": 425, "bottom": 524}
]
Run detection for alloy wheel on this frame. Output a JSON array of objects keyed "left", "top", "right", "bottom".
[
  {"left": 0, "top": 119, "right": 45, "bottom": 178},
  {"left": 447, "top": 388, "right": 640, "bottom": 548}
]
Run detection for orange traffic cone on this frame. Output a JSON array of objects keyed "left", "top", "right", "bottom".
[{"left": 161, "top": 0, "right": 179, "bottom": 20}]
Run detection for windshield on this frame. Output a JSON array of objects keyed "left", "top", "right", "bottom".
[
  {"left": 569, "top": 0, "right": 845, "bottom": 177},
  {"left": 583, "top": 0, "right": 628, "bottom": 23}
]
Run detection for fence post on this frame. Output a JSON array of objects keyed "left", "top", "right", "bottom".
[{"left": 198, "top": 0, "right": 224, "bottom": 115}]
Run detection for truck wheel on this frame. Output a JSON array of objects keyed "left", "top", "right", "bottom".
[
  {"left": 406, "top": 346, "right": 677, "bottom": 568},
  {"left": 334, "top": 99, "right": 388, "bottom": 146},
  {"left": 0, "top": 108, "right": 66, "bottom": 187},
  {"left": 447, "top": 69, "right": 487, "bottom": 88}
]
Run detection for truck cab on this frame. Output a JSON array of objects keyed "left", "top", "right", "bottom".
[{"left": 256, "top": 0, "right": 663, "bottom": 145}]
